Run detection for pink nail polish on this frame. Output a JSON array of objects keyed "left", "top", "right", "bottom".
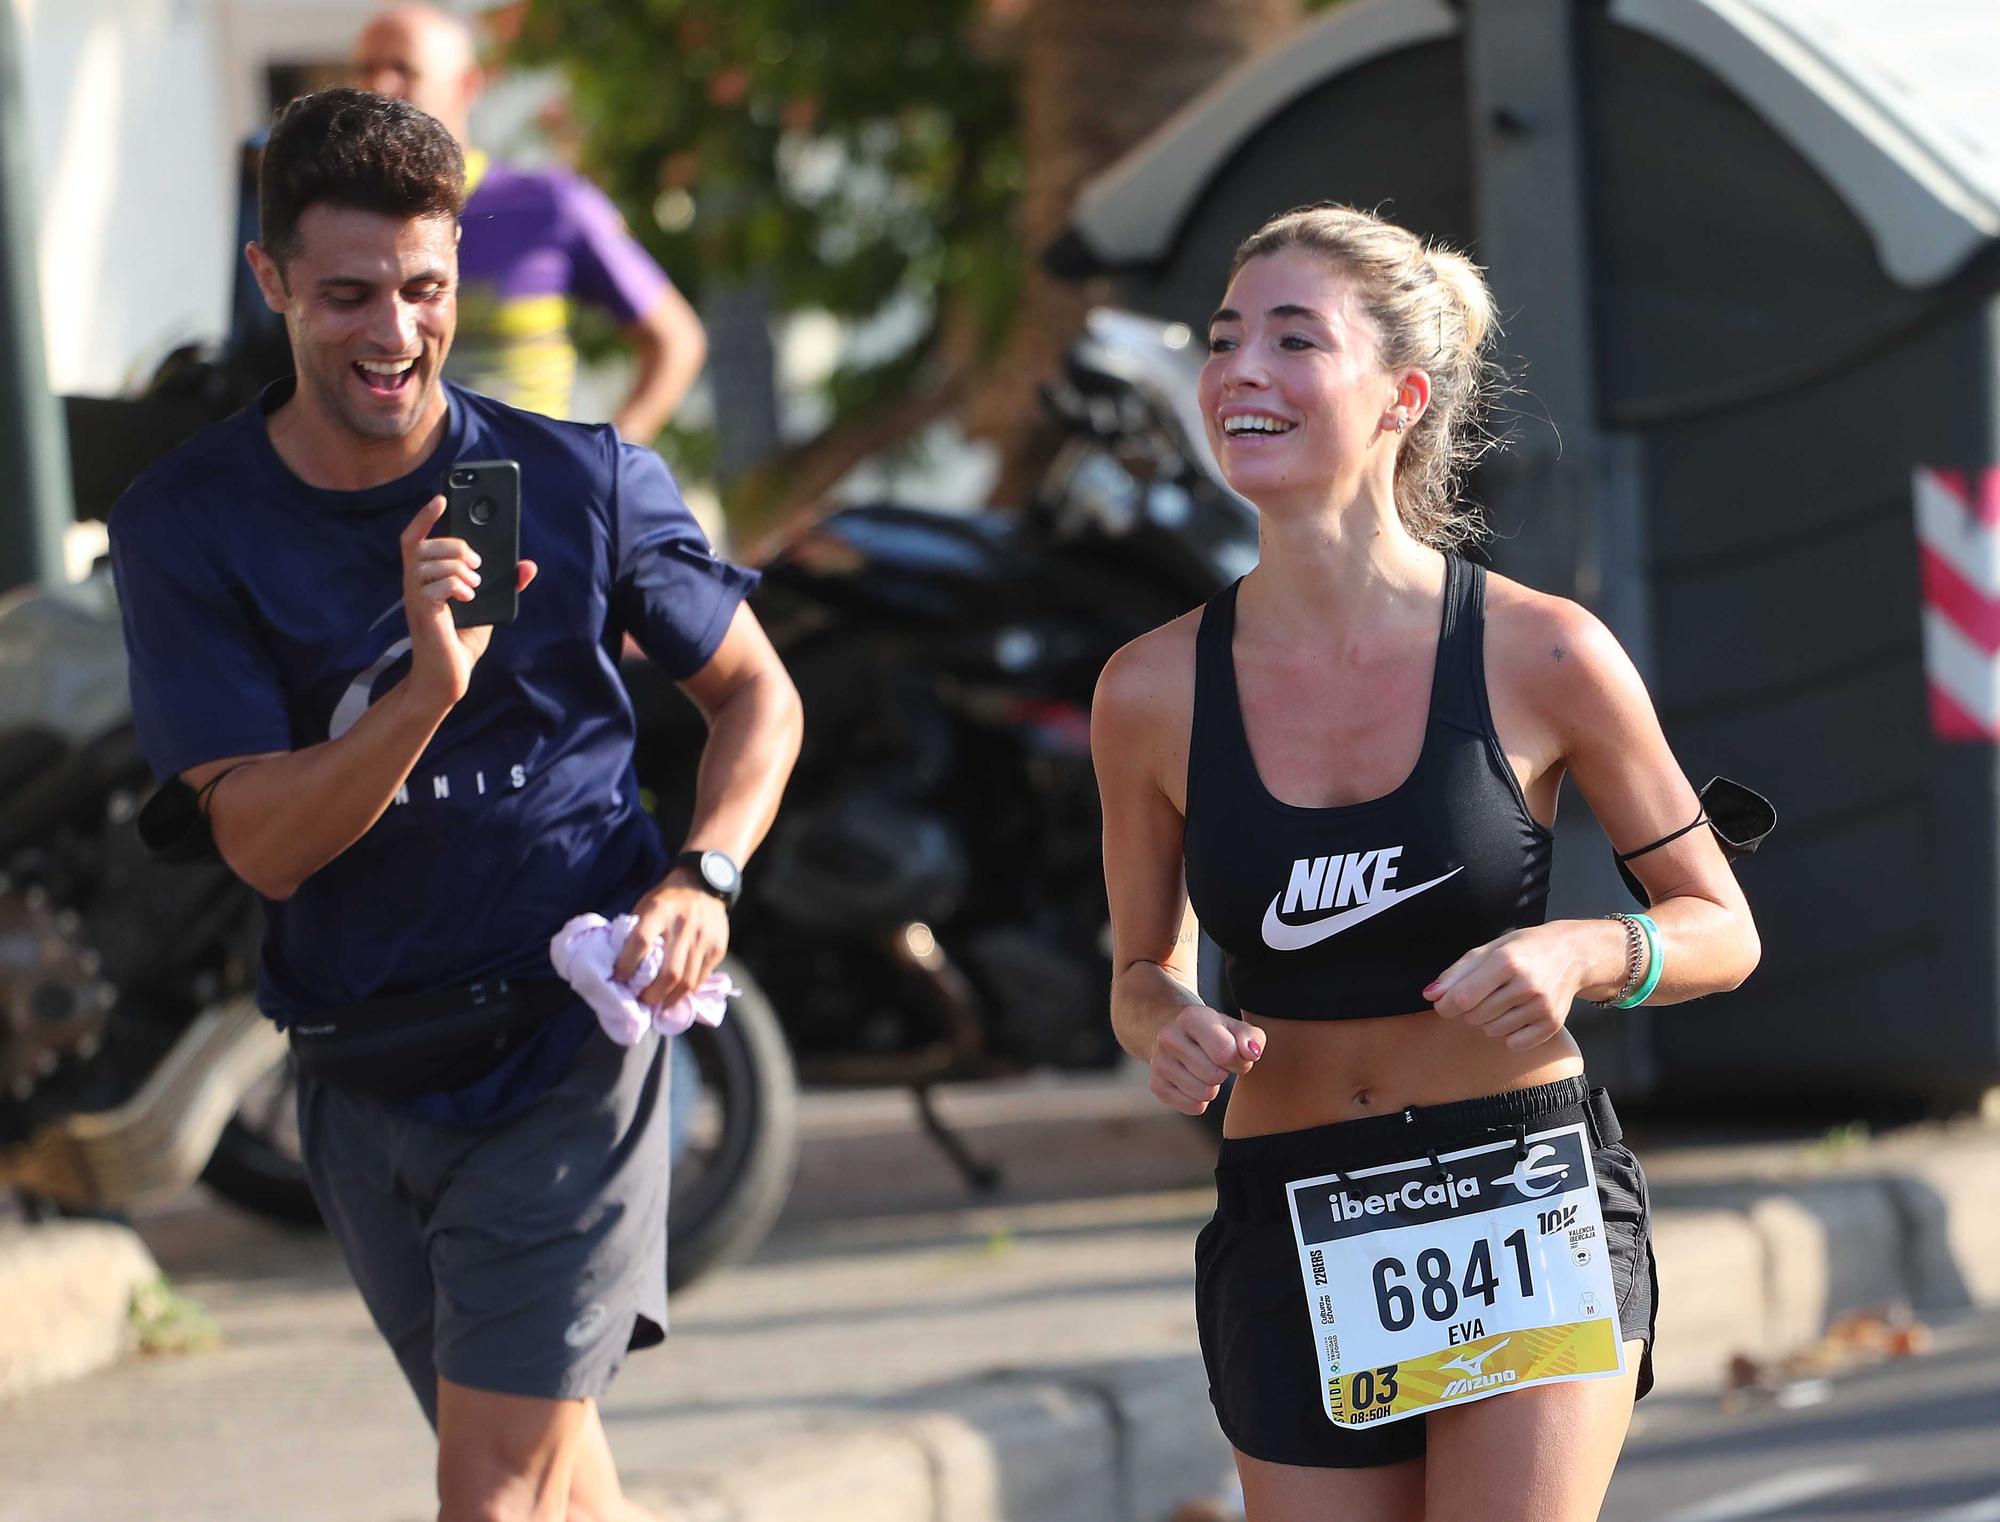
[{"left": 1245, "top": 1039, "right": 1263, "bottom": 1059}]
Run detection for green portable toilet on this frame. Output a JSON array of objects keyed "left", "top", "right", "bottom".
[{"left": 1053, "top": 0, "right": 2000, "bottom": 1109}]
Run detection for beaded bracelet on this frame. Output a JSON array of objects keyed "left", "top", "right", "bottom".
[{"left": 1592, "top": 908, "right": 1640, "bottom": 1004}]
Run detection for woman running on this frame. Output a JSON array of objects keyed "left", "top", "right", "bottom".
[{"left": 1091, "top": 203, "right": 1761, "bottom": 1521}]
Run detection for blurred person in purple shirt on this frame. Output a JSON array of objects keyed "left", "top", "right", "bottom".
[{"left": 353, "top": 5, "right": 707, "bottom": 442}]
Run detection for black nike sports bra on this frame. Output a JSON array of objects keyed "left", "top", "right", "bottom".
[{"left": 1183, "top": 555, "right": 1553, "bottom": 1021}]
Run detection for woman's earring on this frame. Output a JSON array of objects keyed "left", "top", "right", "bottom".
[{"left": 1391, "top": 416, "right": 1409, "bottom": 433}]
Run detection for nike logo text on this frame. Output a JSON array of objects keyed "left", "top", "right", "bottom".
[
  {"left": 1261, "top": 855, "right": 1463, "bottom": 951},
  {"left": 1282, "top": 846, "right": 1404, "bottom": 915}
]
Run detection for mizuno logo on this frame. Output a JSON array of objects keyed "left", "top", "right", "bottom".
[
  {"left": 1440, "top": 1338, "right": 1511, "bottom": 1380},
  {"left": 1260, "top": 845, "right": 1463, "bottom": 952},
  {"left": 1441, "top": 1366, "right": 1520, "bottom": 1399}
]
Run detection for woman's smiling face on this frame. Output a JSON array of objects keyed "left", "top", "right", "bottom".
[{"left": 1198, "top": 248, "right": 1405, "bottom": 509}]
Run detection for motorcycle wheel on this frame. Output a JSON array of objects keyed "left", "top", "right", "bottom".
[
  {"left": 667, "top": 960, "right": 799, "bottom": 1291},
  {"left": 201, "top": 1051, "right": 321, "bottom": 1226}
]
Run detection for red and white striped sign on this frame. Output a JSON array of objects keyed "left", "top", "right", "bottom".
[{"left": 1915, "top": 466, "right": 2000, "bottom": 740}]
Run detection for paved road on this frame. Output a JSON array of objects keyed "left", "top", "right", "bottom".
[
  {"left": 1605, "top": 1311, "right": 2000, "bottom": 1522},
  {"left": 7, "top": 1065, "right": 1997, "bottom": 1522}
]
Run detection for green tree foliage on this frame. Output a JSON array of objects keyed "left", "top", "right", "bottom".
[{"left": 508, "top": 0, "right": 1023, "bottom": 503}]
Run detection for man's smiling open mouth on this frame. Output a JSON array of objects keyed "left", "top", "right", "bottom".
[{"left": 355, "top": 357, "right": 418, "bottom": 396}]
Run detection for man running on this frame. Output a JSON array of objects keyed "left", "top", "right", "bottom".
[{"left": 111, "top": 89, "right": 799, "bottom": 1520}]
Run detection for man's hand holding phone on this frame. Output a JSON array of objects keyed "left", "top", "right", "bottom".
[{"left": 400, "top": 495, "right": 537, "bottom": 709}]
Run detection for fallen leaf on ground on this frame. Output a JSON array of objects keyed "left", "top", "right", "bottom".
[{"left": 1721, "top": 1301, "right": 1928, "bottom": 1411}]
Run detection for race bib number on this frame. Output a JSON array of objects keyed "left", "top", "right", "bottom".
[{"left": 1285, "top": 1122, "right": 1624, "bottom": 1428}]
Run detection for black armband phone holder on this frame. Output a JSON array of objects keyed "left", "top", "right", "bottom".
[
  {"left": 1614, "top": 776, "right": 1776, "bottom": 907},
  {"left": 135, "top": 763, "right": 253, "bottom": 866}
]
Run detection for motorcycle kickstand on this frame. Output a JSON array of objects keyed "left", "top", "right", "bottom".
[{"left": 911, "top": 1084, "right": 1004, "bottom": 1194}]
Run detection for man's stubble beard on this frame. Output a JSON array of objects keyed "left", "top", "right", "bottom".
[{"left": 289, "top": 314, "right": 453, "bottom": 447}]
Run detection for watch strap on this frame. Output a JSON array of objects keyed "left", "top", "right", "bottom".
[{"left": 670, "top": 848, "right": 740, "bottom": 906}]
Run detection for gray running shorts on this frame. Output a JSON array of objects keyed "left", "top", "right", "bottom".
[{"left": 297, "top": 1026, "right": 670, "bottom": 1426}]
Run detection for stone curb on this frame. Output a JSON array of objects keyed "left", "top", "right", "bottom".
[
  {"left": 0, "top": 1221, "right": 159, "bottom": 1399},
  {"left": 1646, "top": 1127, "right": 2000, "bottom": 1379},
  {"left": 628, "top": 1373, "right": 1224, "bottom": 1522}
]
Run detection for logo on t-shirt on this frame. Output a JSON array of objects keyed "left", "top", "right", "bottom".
[
  {"left": 1260, "top": 847, "right": 1462, "bottom": 951},
  {"left": 327, "top": 597, "right": 530, "bottom": 804}
]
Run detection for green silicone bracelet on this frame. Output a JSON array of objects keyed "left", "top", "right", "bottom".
[{"left": 1613, "top": 913, "right": 1663, "bottom": 1008}]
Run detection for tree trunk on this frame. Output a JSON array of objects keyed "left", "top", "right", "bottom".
[
  {"left": 965, "top": 0, "right": 1303, "bottom": 507},
  {"left": 734, "top": 297, "right": 985, "bottom": 555}
]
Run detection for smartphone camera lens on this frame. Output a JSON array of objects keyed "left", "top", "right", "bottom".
[
  {"left": 469, "top": 497, "right": 496, "bottom": 526},
  {"left": 449, "top": 468, "right": 476, "bottom": 489}
]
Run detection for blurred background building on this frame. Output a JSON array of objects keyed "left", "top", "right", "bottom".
[{"left": 11, "top": 0, "right": 556, "bottom": 398}]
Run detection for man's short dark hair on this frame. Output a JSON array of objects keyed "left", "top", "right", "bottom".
[{"left": 259, "top": 88, "right": 465, "bottom": 268}]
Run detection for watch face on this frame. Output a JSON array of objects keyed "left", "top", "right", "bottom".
[{"left": 699, "top": 850, "right": 741, "bottom": 895}]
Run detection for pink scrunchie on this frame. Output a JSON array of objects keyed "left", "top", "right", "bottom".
[{"left": 549, "top": 912, "right": 735, "bottom": 1047}]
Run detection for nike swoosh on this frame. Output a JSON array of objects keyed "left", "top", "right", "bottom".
[{"left": 1260, "top": 866, "right": 1464, "bottom": 951}]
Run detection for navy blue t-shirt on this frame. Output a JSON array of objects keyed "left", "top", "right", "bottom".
[{"left": 109, "top": 381, "right": 757, "bottom": 1121}]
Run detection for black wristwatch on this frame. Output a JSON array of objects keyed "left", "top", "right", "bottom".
[{"left": 670, "top": 848, "right": 742, "bottom": 909}]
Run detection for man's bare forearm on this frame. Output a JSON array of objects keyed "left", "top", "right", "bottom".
[
  {"left": 613, "top": 298, "right": 707, "bottom": 443},
  {"left": 671, "top": 667, "right": 802, "bottom": 869},
  {"left": 612, "top": 342, "right": 698, "bottom": 444},
  {"left": 204, "top": 676, "right": 455, "bottom": 900}
]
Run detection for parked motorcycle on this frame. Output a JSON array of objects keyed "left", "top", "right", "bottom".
[{"left": 0, "top": 573, "right": 280, "bottom": 1212}]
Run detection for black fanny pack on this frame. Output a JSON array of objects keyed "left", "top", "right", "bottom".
[{"left": 287, "top": 975, "right": 580, "bottom": 1101}]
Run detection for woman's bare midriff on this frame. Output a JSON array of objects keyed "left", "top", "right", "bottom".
[{"left": 1220, "top": 1007, "right": 1586, "bottom": 1138}]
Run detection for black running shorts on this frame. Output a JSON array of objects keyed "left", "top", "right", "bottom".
[{"left": 1194, "top": 1077, "right": 1656, "bottom": 1469}]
